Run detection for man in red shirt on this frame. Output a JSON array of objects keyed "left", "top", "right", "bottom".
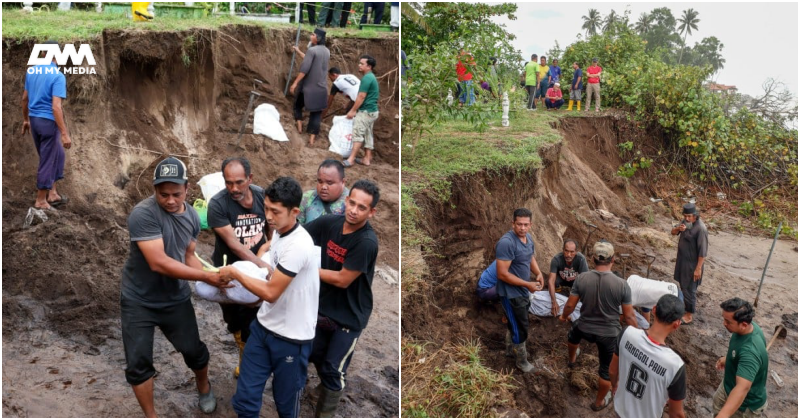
[
  {"left": 586, "top": 58, "right": 602, "bottom": 112},
  {"left": 545, "top": 82, "right": 564, "bottom": 110},
  {"left": 456, "top": 50, "right": 476, "bottom": 106}
]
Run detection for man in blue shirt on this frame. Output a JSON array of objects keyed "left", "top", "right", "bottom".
[
  {"left": 548, "top": 59, "right": 562, "bottom": 84},
  {"left": 568, "top": 62, "right": 583, "bottom": 111},
  {"left": 22, "top": 40, "right": 72, "bottom": 210},
  {"left": 496, "top": 208, "right": 545, "bottom": 373}
]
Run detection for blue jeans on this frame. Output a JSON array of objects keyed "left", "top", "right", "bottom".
[
  {"left": 545, "top": 99, "right": 564, "bottom": 109},
  {"left": 459, "top": 80, "right": 475, "bottom": 106},
  {"left": 232, "top": 320, "right": 312, "bottom": 418}
]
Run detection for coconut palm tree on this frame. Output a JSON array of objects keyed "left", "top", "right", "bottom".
[
  {"left": 635, "top": 12, "right": 653, "bottom": 35},
  {"left": 677, "top": 8, "right": 700, "bottom": 65},
  {"left": 581, "top": 9, "right": 602, "bottom": 37},
  {"left": 401, "top": 2, "right": 432, "bottom": 34},
  {"left": 602, "top": 9, "right": 619, "bottom": 33}
]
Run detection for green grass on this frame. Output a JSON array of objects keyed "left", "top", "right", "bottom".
[
  {"left": 402, "top": 112, "right": 562, "bottom": 200},
  {"left": 1, "top": 9, "right": 396, "bottom": 42},
  {"left": 400, "top": 111, "right": 563, "bottom": 293},
  {"left": 401, "top": 339, "right": 516, "bottom": 418}
]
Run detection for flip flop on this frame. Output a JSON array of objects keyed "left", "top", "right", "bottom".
[
  {"left": 681, "top": 319, "right": 693, "bottom": 325},
  {"left": 590, "top": 392, "right": 612, "bottom": 412},
  {"left": 342, "top": 160, "right": 353, "bottom": 168},
  {"left": 355, "top": 158, "right": 371, "bottom": 166},
  {"left": 48, "top": 196, "right": 69, "bottom": 207}
]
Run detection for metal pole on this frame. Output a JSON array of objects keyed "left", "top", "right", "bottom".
[
  {"left": 754, "top": 221, "right": 782, "bottom": 308},
  {"left": 284, "top": 2, "right": 302, "bottom": 96}
]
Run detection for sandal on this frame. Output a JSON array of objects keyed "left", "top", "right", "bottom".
[
  {"left": 342, "top": 160, "right": 353, "bottom": 168},
  {"left": 48, "top": 195, "right": 69, "bottom": 207},
  {"left": 590, "top": 391, "right": 612, "bottom": 411},
  {"left": 355, "top": 158, "right": 371, "bottom": 166}
]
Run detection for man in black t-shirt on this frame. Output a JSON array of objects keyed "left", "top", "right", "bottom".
[
  {"left": 304, "top": 179, "right": 380, "bottom": 418},
  {"left": 547, "top": 239, "right": 589, "bottom": 316},
  {"left": 207, "top": 157, "right": 269, "bottom": 378}
]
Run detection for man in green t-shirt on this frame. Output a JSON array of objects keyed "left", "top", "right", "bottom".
[
  {"left": 344, "top": 54, "right": 379, "bottom": 168},
  {"left": 524, "top": 54, "right": 539, "bottom": 110},
  {"left": 714, "top": 298, "right": 769, "bottom": 418}
]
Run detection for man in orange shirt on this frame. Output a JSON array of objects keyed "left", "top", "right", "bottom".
[
  {"left": 586, "top": 58, "right": 603, "bottom": 112},
  {"left": 456, "top": 50, "right": 476, "bottom": 106}
]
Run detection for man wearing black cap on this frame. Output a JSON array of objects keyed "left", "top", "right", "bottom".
[
  {"left": 670, "top": 203, "right": 708, "bottom": 325},
  {"left": 290, "top": 28, "right": 330, "bottom": 146},
  {"left": 560, "top": 240, "right": 638, "bottom": 412},
  {"left": 22, "top": 39, "right": 72, "bottom": 210},
  {"left": 120, "top": 157, "right": 232, "bottom": 416}
]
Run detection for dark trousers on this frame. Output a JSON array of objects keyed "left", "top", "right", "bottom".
[
  {"left": 568, "top": 326, "right": 617, "bottom": 380},
  {"left": 475, "top": 285, "right": 499, "bottom": 303},
  {"left": 293, "top": 91, "right": 322, "bottom": 135},
  {"left": 30, "top": 116, "right": 65, "bottom": 190},
  {"left": 525, "top": 85, "right": 537, "bottom": 109},
  {"left": 121, "top": 297, "right": 210, "bottom": 385},
  {"left": 360, "top": 2, "right": 385, "bottom": 25},
  {"left": 681, "top": 280, "right": 699, "bottom": 313},
  {"left": 309, "top": 315, "right": 362, "bottom": 392},
  {"left": 501, "top": 296, "right": 530, "bottom": 345},
  {"left": 319, "top": 2, "right": 344, "bottom": 27},
  {"left": 219, "top": 302, "right": 260, "bottom": 342},
  {"left": 546, "top": 99, "right": 564, "bottom": 109},
  {"left": 232, "top": 320, "right": 312, "bottom": 418},
  {"left": 339, "top": 3, "right": 352, "bottom": 27},
  {"left": 300, "top": 3, "right": 316, "bottom": 25}
]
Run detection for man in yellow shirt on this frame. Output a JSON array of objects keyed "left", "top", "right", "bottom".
[{"left": 536, "top": 56, "right": 550, "bottom": 109}]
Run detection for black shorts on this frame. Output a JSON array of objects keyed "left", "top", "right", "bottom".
[
  {"left": 568, "top": 325, "right": 617, "bottom": 380},
  {"left": 121, "top": 297, "right": 209, "bottom": 385}
]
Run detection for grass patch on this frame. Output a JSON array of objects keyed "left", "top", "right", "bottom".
[
  {"left": 401, "top": 338, "right": 516, "bottom": 418},
  {"left": 400, "top": 111, "right": 563, "bottom": 293},
  {"left": 1, "top": 9, "right": 396, "bottom": 42}
]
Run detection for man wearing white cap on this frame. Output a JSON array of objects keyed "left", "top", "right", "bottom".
[
  {"left": 545, "top": 82, "right": 565, "bottom": 110},
  {"left": 560, "top": 240, "right": 639, "bottom": 412}
]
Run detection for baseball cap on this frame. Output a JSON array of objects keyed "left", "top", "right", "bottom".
[
  {"left": 593, "top": 240, "right": 614, "bottom": 261},
  {"left": 592, "top": 57, "right": 598, "bottom": 62},
  {"left": 153, "top": 157, "right": 188, "bottom": 185}
]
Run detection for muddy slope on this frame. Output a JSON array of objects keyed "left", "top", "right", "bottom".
[
  {"left": 3, "top": 26, "right": 399, "bottom": 417},
  {"left": 402, "top": 116, "right": 798, "bottom": 418}
]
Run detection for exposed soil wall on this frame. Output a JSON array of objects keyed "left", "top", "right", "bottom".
[
  {"left": 402, "top": 116, "right": 798, "bottom": 417},
  {"left": 3, "top": 25, "right": 399, "bottom": 417}
]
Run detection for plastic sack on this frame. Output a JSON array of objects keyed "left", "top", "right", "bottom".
[
  {"left": 627, "top": 275, "right": 679, "bottom": 308},
  {"left": 253, "top": 104, "right": 289, "bottom": 142},
  {"left": 197, "top": 172, "right": 225, "bottom": 202},
  {"left": 193, "top": 199, "right": 209, "bottom": 230},
  {"left": 529, "top": 291, "right": 582, "bottom": 322},
  {"left": 328, "top": 116, "right": 353, "bottom": 158},
  {"left": 23, "top": 207, "right": 48, "bottom": 229},
  {"left": 195, "top": 260, "right": 270, "bottom": 304}
]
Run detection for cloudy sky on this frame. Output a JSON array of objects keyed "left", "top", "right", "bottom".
[{"left": 491, "top": 2, "right": 798, "bottom": 99}]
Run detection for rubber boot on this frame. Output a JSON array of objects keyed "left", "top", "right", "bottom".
[
  {"left": 504, "top": 331, "right": 513, "bottom": 358},
  {"left": 513, "top": 343, "right": 535, "bottom": 373},
  {"left": 315, "top": 386, "right": 343, "bottom": 418},
  {"left": 577, "top": 101, "right": 581, "bottom": 111},
  {"left": 568, "top": 100, "right": 574, "bottom": 111},
  {"left": 233, "top": 331, "right": 245, "bottom": 378}
]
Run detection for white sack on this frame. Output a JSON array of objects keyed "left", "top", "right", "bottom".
[
  {"left": 253, "top": 103, "right": 289, "bottom": 142},
  {"left": 328, "top": 116, "right": 353, "bottom": 158},
  {"left": 195, "top": 260, "right": 270, "bottom": 304},
  {"left": 627, "top": 275, "right": 680, "bottom": 308},
  {"left": 197, "top": 172, "right": 225, "bottom": 202}
]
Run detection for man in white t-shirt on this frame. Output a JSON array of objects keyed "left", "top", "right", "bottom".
[
  {"left": 221, "top": 177, "right": 319, "bottom": 418},
  {"left": 611, "top": 294, "right": 687, "bottom": 418},
  {"left": 322, "top": 67, "right": 360, "bottom": 118}
]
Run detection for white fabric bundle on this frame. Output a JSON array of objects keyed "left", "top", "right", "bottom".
[
  {"left": 627, "top": 275, "right": 680, "bottom": 308},
  {"left": 529, "top": 291, "right": 582, "bottom": 322},
  {"left": 195, "top": 260, "right": 270, "bottom": 304},
  {"left": 253, "top": 104, "right": 289, "bottom": 142}
]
